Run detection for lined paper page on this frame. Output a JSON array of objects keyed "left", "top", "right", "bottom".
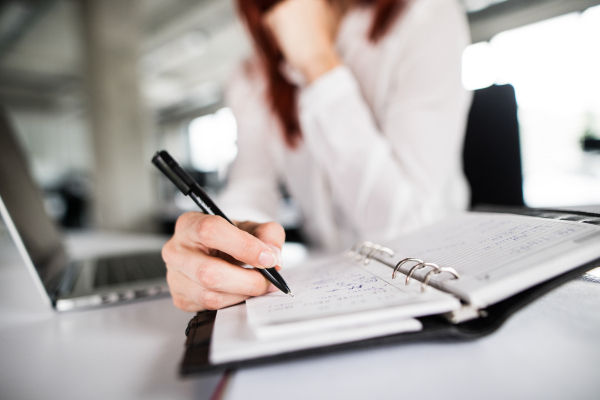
[
  {"left": 246, "top": 257, "right": 459, "bottom": 329},
  {"left": 386, "top": 213, "right": 600, "bottom": 307}
]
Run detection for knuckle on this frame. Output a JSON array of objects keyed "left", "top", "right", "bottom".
[
  {"left": 172, "top": 294, "right": 186, "bottom": 310},
  {"left": 264, "top": 221, "right": 285, "bottom": 237},
  {"left": 256, "top": 221, "right": 286, "bottom": 243},
  {"left": 196, "top": 263, "right": 221, "bottom": 289},
  {"left": 200, "top": 290, "right": 223, "bottom": 310},
  {"left": 161, "top": 240, "right": 176, "bottom": 265},
  {"left": 194, "top": 215, "right": 220, "bottom": 244},
  {"left": 174, "top": 212, "right": 194, "bottom": 234},
  {"left": 174, "top": 294, "right": 205, "bottom": 313}
]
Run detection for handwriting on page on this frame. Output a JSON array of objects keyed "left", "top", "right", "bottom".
[
  {"left": 392, "top": 214, "right": 591, "bottom": 282},
  {"left": 481, "top": 224, "right": 578, "bottom": 255},
  {"left": 246, "top": 262, "right": 418, "bottom": 326}
]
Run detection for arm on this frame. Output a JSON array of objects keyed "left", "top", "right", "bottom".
[
  {"left": 218, "top": 61, "right": 281, "bottom": 223},
  {"left": 165, "top": 63, "right": 285, "bottom": 312},
  {"left": 268, "top": 0, "right": 472, "bottom": 241}
]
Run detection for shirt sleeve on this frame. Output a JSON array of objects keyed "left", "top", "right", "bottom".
[
  {"left": 218, "top": 63, "right": 280, "bottom": 223},
  {"left": 298, "top": 0, "right": 472, "bottom": 241}
]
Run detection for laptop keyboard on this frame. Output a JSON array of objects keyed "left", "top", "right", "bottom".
[{"left": 94, "top": 252, "right": 166, "bottom": 288}]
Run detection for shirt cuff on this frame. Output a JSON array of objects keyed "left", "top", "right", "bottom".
[{"left": 298, "top": 65, "right": 360, "bottom": 118}]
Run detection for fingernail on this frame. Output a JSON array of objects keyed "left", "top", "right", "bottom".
[
  {"left": 267, "top": 284, "right": 279, "bottom": 293},
  {"left": 267, "top": 245, "right": 283, "bottom": 267},
  {"left": 258, "top": 250, "right": 277, "bottom": 268}
]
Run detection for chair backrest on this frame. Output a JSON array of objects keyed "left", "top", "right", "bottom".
[{"left": 463, "top": 84, "right": 524, "bottom": 207}]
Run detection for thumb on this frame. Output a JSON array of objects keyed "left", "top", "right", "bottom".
[{"left": 236, "top": 221, "right": 285, "bottom": 267}]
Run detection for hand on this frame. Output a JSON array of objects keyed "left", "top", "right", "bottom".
[
  {"left": 264, "top": 0, "right": 342, "bottom": 84},
  {"left": 162, "top": 212, "right": 285, "bottom": 312}
]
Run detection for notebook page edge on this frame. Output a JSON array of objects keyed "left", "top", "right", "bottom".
[{"left": 209, "top": 303, "right": 422, "bottom": 364}]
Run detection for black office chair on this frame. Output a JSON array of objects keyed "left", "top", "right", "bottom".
[{"left": 463, "top": 84, "right": 524, "bottom": 207}]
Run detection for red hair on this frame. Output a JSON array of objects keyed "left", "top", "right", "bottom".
[{"left": 237, "top": 0, "right": 408, "bottom": 148}]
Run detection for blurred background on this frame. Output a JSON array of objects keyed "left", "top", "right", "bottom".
[{"left": 1, "top": 0, "right": 599, "bottom": 237}]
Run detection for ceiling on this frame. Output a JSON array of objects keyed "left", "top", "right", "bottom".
[{"left": 0, "top": 0, "right": 598, "bottom": 120}]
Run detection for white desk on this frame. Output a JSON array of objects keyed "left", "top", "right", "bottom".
[
  {"left": 0, "top": 231, "right": 222, "bottom": 400},
  {"left": 224, "top": 278, "right": 600, "bottom": 400},
  {"left": 2, "top": 216, "right": 600, "bottom": 400}
]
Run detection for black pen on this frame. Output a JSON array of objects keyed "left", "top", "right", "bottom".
[{"left": 152, "top": 150, "right": 293, "bottom": 297}]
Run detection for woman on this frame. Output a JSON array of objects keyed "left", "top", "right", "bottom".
[{"left": 163, "top": 0, "right": 472, "bottom": 312}]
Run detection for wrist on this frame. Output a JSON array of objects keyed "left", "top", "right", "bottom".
[{"left": 300, "top": 50, "right": 342, "bottom": 84}]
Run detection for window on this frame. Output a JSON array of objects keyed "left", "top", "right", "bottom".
[
  {"left": 462, "top": 5, "right": 600, "bottom": 207},
  {"left": 188, "top": 107, "right": 238, "bottom": 175}
]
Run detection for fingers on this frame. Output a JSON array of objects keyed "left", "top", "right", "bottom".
[
  {"left": 262, "top": 0, "right": 341, "bottom": 82},
  {"left": 171, "top": 292, "right": 205, "bottom": 313},
  {"left": 175, "top": 212, "right": 278, "bottom": 269},
  {"left": 164, "top": 213, "right": 287, "bottom": 312},
  {"left": 237, "top": 221, "right": 285, "bottom": 248},
  {"left": 167, "top": 267, "right": 254, "bottom": 311},
  {"left": 164, "top": 247, "right": 272, "bottom": 297},
  {"left": 236, "top": 220, "right": 285, "bottom": 267}
]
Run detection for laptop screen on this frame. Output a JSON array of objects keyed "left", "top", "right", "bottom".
[{"left": 0, "top": 108, "right": 67, "bottom": 296}]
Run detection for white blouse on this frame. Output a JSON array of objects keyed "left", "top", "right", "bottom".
[{"left": 220, "top": 0, "right": 473, "bottom": 251}]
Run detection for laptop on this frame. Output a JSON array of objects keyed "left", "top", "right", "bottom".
[{"left": 0, "top": 109, "right": 169, "bottom": 311}]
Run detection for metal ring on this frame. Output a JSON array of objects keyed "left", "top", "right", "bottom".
[
  {"left": 364, "top": 245, "right": 381, "bottom": 264},
  {"left": 364, "top": 247, "right": 379, "bottom": 264},
  {"left": 405, "top": 262, "right": 425, "bottom": 283},
  {"left": 421, "top": 266, "right": 460, "bottom": 292},
  {"left": 436, "top": 267, "right": 460, "bottom": 280},
  {"left": 356, "top": 244, "right": 375, "bottom": 261},
  {"left": 348, "top": 241, "right": 373, "bottom": 258},
  {"left": 391, "top": 258, "right": 424, "bottom": 280},
  {"left": 352, "top": 243, "right": 374, "bottom": 261},
  {"left": 408, "top": 262, "right": 439, "bottom": 288},
  {"left": 364, "top": 245, "right": 394, "bottom": 265},
  {"left": 401, "top": 260, "right": 432, "bottom": 283},
  {"left": 405, "top": 262, "right": 426, "bottom": 283}
]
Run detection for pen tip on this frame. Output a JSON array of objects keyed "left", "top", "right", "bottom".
[{"left": 288, "top": 292, "right": 294, "bottom": 297}]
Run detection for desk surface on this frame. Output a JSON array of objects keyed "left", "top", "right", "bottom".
[
  {"left": 0, "top": 231, "right": 222, "bottom": 400},
  {"left": 225, "top": 278, "right": 600, "bottom": 400},
  {"left": 1, "top": 223, "right": 600, "bottom": 400}
]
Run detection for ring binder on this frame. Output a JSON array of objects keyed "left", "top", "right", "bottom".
[
  {"left": 348, "top": 241, "right": 375, "bottom": 261},
  {"left": 348, "top": 241, "right": 394, "bottom": 264},
  {"left": 406, "top": 262, "right": 438, "bottom": 286},
  {"left": 181, "top": 210, "right": 600, "bottom": 375},
  {"left": 422, "top": 266, "right": 460, "bottom": 291},
  {"left": 348, "top": 241, "right": 373, "bottom": 260},
  {"left": 392, "top": 258, "right": 424, "bottom": 280},
  {"left": 348, "top": 242, "right": 460, "bottom": 291},
  {"left": 363, "top": 245, "right": 394, "bottom": 265}
]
